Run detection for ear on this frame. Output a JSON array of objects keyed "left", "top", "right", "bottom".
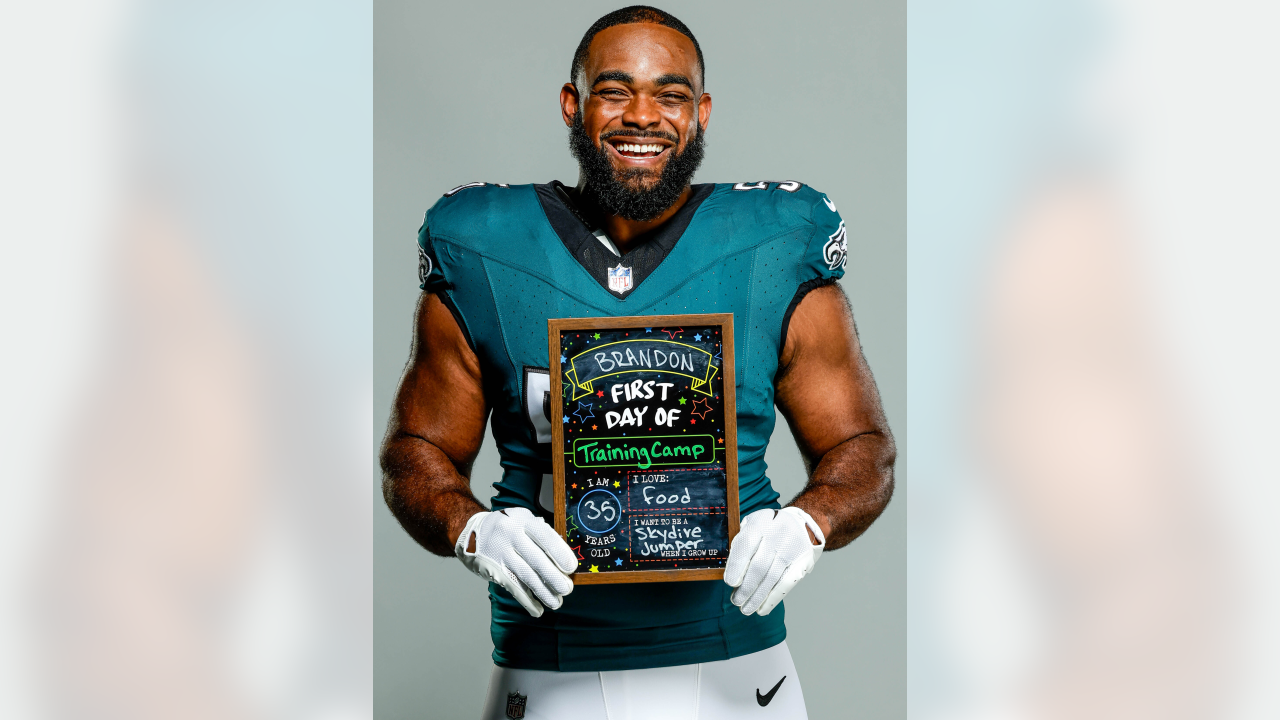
[
  {"left": 560, "top": 83, "right": 580, "bottom": 128},
  {"left": 697, "top": 92, "right": 712, "bottom": 131}
]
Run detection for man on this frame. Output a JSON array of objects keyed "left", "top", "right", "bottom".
[
  {"left": 381, "top": 6, "right": 895, "bottom": 718},
  {"left": 906, "top": 1, "right": 1233, "bottom": 717}
]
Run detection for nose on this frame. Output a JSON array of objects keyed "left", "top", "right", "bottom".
[{"left": 620, "top": 93, "right": 661, "bottom": 130}]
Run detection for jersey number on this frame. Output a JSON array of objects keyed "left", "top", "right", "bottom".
[
  {"left": 732, "top": 181, "right": 801, "bottom": 192},
  {"left": 523, "top": 367, "right": 552, "bottom": 444}
]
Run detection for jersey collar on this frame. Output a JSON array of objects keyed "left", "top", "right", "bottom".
[{"left": 535, "top": 181, "right": 714, "bottom": 300}]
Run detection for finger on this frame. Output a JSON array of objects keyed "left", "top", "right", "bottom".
[
  {"left": 742, "top": 553, "right": 790, "bottom": 615},
  {"left": 758, "top": 561, "right": 808, "bottom": 616},
  {"left": 505, "top": 553, "right": 562, "bottom": 609},
  {"left": 498, "top": 565, "right": 545, "bottom": 618},
  {"left": 724, "top": 528, "right": 764, "bottom": 588},
  {"left": 514, "top": 533, "right": 574, "bottom": 597},
  {"left": 732, "top": 537, "right": 778, "bottom": 604},
  {"left": 525, "top": 519, "right": 579, "bottom": 575}
]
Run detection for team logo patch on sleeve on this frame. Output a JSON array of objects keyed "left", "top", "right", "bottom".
[
  {"left": 417, "top": 246, "right": 433, "bottom": 285},
  {"left": 607, "top": 264, "right": 633, "bottom": 294},
  {"left": 823, "top": 221, "right": 848, "bottom": 270},
  {"left": 505, "top": 691, "right": 527, "bottom": 719}
]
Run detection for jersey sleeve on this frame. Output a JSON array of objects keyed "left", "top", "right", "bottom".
[
  {"left": 417, "top": 218, "right": 450, "bottom": 292},
  {"left": 801, "top": 191, "right": 848, "bottom": 283}
]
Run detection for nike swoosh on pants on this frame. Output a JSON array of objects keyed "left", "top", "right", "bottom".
[{"left": 756, "top": 675, "right": 786, "bottom": 706}]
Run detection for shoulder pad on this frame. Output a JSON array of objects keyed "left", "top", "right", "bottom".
[
  {"left": 425, "top": 182, "right": 526, "bottom": 243},
  {"left": 719, "top": 180, "right": 830, "bottom": 223},
  {"left": 723, "top": 181, "right": 848, "bottom": 277}
]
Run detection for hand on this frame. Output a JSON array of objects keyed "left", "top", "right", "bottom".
[
  {"left": 454, "top": 507, "right": 578, "bottom": 617},
  {"left": 724, "top": 507, "right": 825, "bottom": 616}
]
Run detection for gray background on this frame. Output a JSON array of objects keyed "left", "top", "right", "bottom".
[{"left": 373, "top": 1, "right": 905, "bottom": 717}]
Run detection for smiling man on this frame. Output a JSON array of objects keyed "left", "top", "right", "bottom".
[{"left": 381, "top": 6, "right": 895, "bottom": 719}]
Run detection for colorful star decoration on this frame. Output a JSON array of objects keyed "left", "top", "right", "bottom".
[
  {"left": 663, "top": 327, "right": 683, "bottom": 339},
  {"left": 615, "top": 558, "right": 623, "bottom": 566},
  {"left": 574, "top": 402, "right": 595, "bottom": 423},
  {"left": 596, "top": 390, "right": 604, "bottom": 397},
  {"left": 592, "top": 425, "right": 597, "bottom": 430},
  {"left": 563, "top": 415, "right": 569, "bottom": 423},
  {"left": 690, "top": 398, "right": 712, "bottom": 420},
  {"left": 694, "top": 333, "right": 702, "bottom": 341},
  {"left": 645, "top": 327, "right": 653, "bottom": 332},
  {"left": 613, "top": 480, "right": 620, "bottom": 488},
  {"left": 593, "top": 333, "right": 601, "bottom": 340},
  {"left": 560, "top": 355, "right": 567, "bottom": 364},
  {"left": 718, "top": 437, "right": 724, "bottom": 444},
  {"left": 589, "top": 565, "right": 599, "bottom": 573},
  {"left": 678, "top": 397, "right": 687, "bottom": 405},
  {"left": 571, "top": 483, "right": 577, "bottom": 489}
]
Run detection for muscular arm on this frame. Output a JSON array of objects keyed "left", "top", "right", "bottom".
[
  {"left": 976, "top": 187, "right": 1225, "bottom": 717},
  {"left": 33, "top": 193, "right": 267, "bottom": 712},
  {"left": 775, "top": 284, "right": 896, "bottom": 550},
  {"left": 380, "top": 292, "right": 488, "bottom": 556}
]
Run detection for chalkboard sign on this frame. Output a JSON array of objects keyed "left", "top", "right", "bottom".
[{"left": 548, "top": 313, "right": 739, "bottom": 584}]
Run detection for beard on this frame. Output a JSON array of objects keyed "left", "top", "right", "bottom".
[{"left": 568, "top": 110, "right": 706, "bottom": 222}]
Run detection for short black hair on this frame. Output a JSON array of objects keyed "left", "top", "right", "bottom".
[{"left": 570, "top": 6, "right": 705, "bottom": 93}]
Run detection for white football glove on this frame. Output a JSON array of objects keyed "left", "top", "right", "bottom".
[
  {"left": 724, "top": 507, "right": 825, "bottom": 616},
  {"left": 455, "top": 507, "right": 578, "bottom": 618}
]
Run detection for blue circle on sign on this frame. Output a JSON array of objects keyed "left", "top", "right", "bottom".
[{"left": 576, "top": 488, "right": 621, "bottom": 534}]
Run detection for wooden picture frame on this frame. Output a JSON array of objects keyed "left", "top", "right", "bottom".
[{"left": 548, "top": 313, "right": 739, "bottom": 584}]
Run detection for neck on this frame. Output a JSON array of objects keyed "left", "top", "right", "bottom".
[{"left": 576, "top": 180, "right": 692, "bottom": 254}]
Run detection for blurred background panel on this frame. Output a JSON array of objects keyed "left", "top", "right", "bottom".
[
  {"left": 936, "top": 1, "right": 1280, "bottom": 717},
  {"left": 373, "top": 1, "right": 905, "bottom": 718},
  {"left": 1, "top": 1, "right": 371, "bottom": 719},
  {"left": 1, "top": 5, "right": 126, "bottom": 716}
]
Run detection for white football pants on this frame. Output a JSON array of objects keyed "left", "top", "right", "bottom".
[{"left": 480, "top": 640, "right": 807, "bottom": 719}]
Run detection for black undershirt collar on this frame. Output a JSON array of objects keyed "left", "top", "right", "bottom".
[{"left": 535, "top": 181, "right": 715, "bottom": 299}]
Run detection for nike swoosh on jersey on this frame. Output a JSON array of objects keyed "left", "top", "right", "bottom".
[{"left": 756, "top": 675, "right": 786, "bottom": 706}]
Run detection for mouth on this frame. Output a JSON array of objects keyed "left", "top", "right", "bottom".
[{"left": 604, "top": 137, "right": 673, "bottom": 162}]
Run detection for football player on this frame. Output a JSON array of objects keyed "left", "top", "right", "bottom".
[{"left": 381, "top": 6, "right": 896, "bottom": 718}]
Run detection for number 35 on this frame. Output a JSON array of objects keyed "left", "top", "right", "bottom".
[{"left": 584, "top": 499, "right": 617, "bottom": 522}]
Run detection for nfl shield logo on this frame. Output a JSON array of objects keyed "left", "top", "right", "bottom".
[
  {"left": 505, "top": 691, "right": 527, "bottom": 719},
  {"left": 608, "top": 264, "right": 633, "bottom": 294}
]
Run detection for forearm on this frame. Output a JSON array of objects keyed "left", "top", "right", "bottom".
[
  {"left": 380, "top": 432, "right": 486, "bottom": 557},
  {"left": 788, "top": 429, "right": 896, "bottom": 550}
]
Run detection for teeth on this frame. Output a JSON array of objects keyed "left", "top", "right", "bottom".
[{"left": 617, "top": 143, "right": 663, "bottom": 154}]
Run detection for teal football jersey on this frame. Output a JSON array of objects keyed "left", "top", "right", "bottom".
[{"left": 417, "top": 180, "right": 848, "bottom": 672}]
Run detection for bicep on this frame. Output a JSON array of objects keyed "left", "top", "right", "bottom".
[
  {"left": 387, "top": 292, "right": 488, "bottom": 467},
  {"left": 774, "top": 284, "right": 889, "bottom": 463}
]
